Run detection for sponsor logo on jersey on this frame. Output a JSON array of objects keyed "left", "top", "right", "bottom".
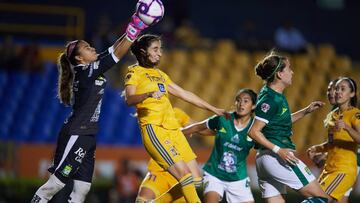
[
  {"left": 61, "top": 164, "right": 72, "bottom": 177},
  {"left": 246, "top": 136, "right": 253, "bottom": 142},
  {"left": 95, "top": 80, "right": 104, "bottom": 86},
  {"left": 74, "top": 147, "right": 86, "bottom": 163},
  {"left": 219, "top": 127, "right": 227, "bottom": 133},
  {"left": 145, "top": 73, "right": 165, "bottom": 83},
  {"left": 90, "top": 100, "right": 102, "bottom": 122},
  {"left": 261, "top": 103, "right": 270, "bottom": 113},
  {"left": 281, "top": 107, "right": 288, "bottom": 115}
]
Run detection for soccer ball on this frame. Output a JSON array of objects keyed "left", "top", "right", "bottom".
[{"left": 136, "top": 0, "right": 164, "bottom": 25}]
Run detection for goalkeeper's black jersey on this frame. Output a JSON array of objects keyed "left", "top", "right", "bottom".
[{"left": 61, "top": 48, "right": 118, "bottom": 135}]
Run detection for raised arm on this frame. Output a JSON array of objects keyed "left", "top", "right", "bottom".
[
  {"left": 292, "top": 101, "right": 325, "bottom": 123},
  {"left": 167, "top": 82, "right": 226, "bottom": 117}
]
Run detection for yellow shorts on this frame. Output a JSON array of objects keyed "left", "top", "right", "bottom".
[
  {"left": 141, "top": 124, "right": 196, "bottom": 169},
  {"left": 318, "top": 170, "right": 356, "bottom": 200},
  {"left": 140, "top": 171, "right": 185, "bottom": 203}
]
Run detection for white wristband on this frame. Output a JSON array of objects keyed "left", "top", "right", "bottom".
[{"left": 272, "top": 145, "right": 280, "bottom": 153}]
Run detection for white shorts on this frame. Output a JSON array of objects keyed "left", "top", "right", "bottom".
[
  {"left": 203, "top": 171, "right": 254, "bottom": 203},
  {"left": 256, "top": 149, "right": 316, "bottom": 198},
  {"left": 344, "top": 166, "right": 360, "bottom": 197}
]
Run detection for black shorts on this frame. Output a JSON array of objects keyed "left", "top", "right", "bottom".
[{"left": 48, "top": 132, "right": 96, "bottom": 183}]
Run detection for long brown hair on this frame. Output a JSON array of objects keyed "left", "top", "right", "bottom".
[{"left": 57, "top": 40, "right": 80, "bottom": 106}]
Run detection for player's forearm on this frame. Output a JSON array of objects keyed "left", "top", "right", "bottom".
[
  {"left": 180, "top": 91, "right": 216, "bottom": 112},
  {"left": 313, "top": 142, "right": 329, "bottom": 153},
  {"left": 248, "top": 129, "right": 276, "bottom": 151},
  {"left": 291, "top": 108, "right": 307, "bottom": 123},
  {"left": 182, "top": 122, "right": 207, "bottom": 136},
  {"left": 125, "top": 93, "right": 150, "bottom": 106},
  {"left": 344, "top": 125, "right": 360, "bottom": 144},
  {"left": 113, "top": 36, "right": 133, "bottom": 61}
]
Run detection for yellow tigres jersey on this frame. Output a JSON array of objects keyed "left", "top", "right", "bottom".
[
  {"left": 325, "top": 107, "right": 360, "bottom": 172},
  {"left": 147, "top": 107, "right": 192, "bottom": 172},
  {"left": 173, "top": 107, "right": 191, "bottom": 127},
  {"left": 124, "top": 65, "right": 180, "bottom": 129}
]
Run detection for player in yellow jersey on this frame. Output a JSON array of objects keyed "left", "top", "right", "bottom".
[
  {"left": 136, "top": 107, "right": 205, "bottom": 203},
  {"left": 308, "top": 77, "right": 360, "bottom": 202},
  {"left": 307, "top": 79, "right": 338, "bottom": 168},
  {"left": 124, "top": 34, "right": 227, "bottom": 203}
]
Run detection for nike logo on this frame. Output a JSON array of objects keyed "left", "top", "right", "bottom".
[{"left": 281, "top": 107, "right": 287, "bottom": 115}]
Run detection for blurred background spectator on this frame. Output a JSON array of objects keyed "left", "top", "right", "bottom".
[{"left": 274, "top": 20, "right": 308, "bottom": 53}]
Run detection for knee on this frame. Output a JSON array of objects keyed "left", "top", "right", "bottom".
[
  {"left": 68, "top": 180, "right": 91, "bottom": 203},
  {"left": 32, "top": 174, "right": 65, "bottom": 202},
  {"left": 168, "top": 162, "right": 191, "bottom": 180},
  {"left": 175, "top": 164, "right": 191, "bottom": 178},
  {"left": 138, "top": 187, "right": 156, "bottom": 200}
]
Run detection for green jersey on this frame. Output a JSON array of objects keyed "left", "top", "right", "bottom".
[
  {"left": 203, "top": 112, "right": 254, "bottom": 181},
  {"left": 254, "top": 85, "right": 295, "bottom": 150}
]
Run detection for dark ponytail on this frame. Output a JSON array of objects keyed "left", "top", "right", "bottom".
[
  {"left": 255, "top": 51, "right": 287, "bottom": 83},
  {"left": 57, "top": 53, "right": 74, "bottom": 106}
]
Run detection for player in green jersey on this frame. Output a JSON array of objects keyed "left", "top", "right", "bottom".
[
  {"left": 183, "top": 88, "right": 257, "bottom": 203},
  {"left": 248, "top": 51, "right": 329, "bottom": 203}
]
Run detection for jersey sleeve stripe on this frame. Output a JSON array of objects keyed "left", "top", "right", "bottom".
[
  {"left": 254, "top": 116, "right": 269, "bottom": 124},
  {"left": 110, "top": 52, "right": 119, "bottom": 63}
]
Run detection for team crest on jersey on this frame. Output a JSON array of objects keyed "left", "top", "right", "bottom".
[
  {"left": 261, "top": 103, "right": 270, "bottom": 113},
  {"left": 61, "top": 164, "right": 72, "bottom": 177},
  {"left": 158, "top": 83, "right": 166, "bottom": 92},
  {"left": 304, "top": 166, "right": 312, "bottom": 175}
]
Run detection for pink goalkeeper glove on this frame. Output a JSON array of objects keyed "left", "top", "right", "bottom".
[{"left": 126, "top": 14, "right": 148, "bottom": 42}]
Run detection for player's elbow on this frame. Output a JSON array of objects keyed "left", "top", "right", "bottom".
[
  {"left": 248, "top": 128, "right": 258, "bottom": 140},
  {"left": 125, "top": 97, "right": 135, "bottom": 106}
]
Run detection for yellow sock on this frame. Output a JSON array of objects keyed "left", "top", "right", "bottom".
[
  {"left": 179, "top": 173, "right": 201, "bottom": 203},
  {"left": 193, "top": 177, "right": 203, "bottom": 189}
]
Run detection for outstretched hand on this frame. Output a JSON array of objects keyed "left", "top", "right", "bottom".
[
  {"left": 305, "top": 101, "right": 325, "bottom": 114},
  {"left": 307, "top": 148, "right": 327, "bottom": 168},
  {"left": 149, "top": 91, "right": 164, "bottom": 99},
  {"left": 126, "top": 14, "right": 149, "bottom": 42},
  {"left": 277, "top": 148, "right": 299, "bottom": 165},
  {"left": 214, "top": 108, "right": 231, "bottom": 120}
]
